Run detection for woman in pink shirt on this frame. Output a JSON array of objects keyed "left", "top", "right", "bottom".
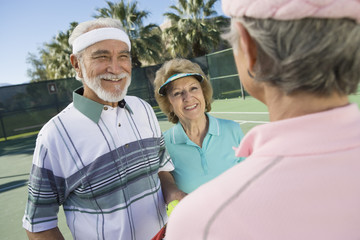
[{"left": 165, "top": 0, "right": 360, "bottom": 239}]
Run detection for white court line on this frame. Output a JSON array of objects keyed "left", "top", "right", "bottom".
[
  {"left": 14, "top": 123, "right": 44, "bottom": 132},
  {"left": 211, "top": 112, "right": 268, "bottom": 114}
]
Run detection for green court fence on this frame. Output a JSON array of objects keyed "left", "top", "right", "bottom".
[
  {"left": 207, "top": 49, "right": 247, "bottom": 99},
  {"left": 0, "top": 49, "right": 245, "bottom": 140}
]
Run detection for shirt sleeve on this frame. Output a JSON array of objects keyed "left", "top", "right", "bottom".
[
  {"left": 22, "top": 135, "right": 64, "bottom": 232},
  {"left": 158, "top": 134, "right": 175, "bottom": 172},
  {"left": 141, "top": 99, "right": 174, "bottom": 173}
]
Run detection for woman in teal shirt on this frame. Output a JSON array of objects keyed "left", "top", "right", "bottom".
[{"left": 154, "top": 58, "right": 244, "bottom": 194}]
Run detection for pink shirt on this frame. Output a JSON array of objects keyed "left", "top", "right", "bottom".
[{"left": 166, "top": 104, "right": 360, "bottom": 240}]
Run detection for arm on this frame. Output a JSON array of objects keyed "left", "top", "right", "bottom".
[
  {"left": 158, "top": 171, "right": 187, "bottom": 204},
  {"left": 26, "top": 227, "right": 64, "bottom": 240},
  {"left": 23, "top": 135, "right": 65, "bottom": 239}
]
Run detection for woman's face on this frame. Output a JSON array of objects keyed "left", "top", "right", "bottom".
[{"left": 167, "top": 76, "right": 206, "bottom": 124}]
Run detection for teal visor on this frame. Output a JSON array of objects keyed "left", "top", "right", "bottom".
[{"left": 158, "top": 73, "right": 204, "bottom": 96}]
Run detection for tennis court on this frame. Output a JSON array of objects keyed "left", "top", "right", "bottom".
[{"left": 1, "top": 95, "right": 359, "bottom": 239}]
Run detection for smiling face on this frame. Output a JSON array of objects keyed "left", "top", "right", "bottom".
[
  {"left": 78, "top": 39, "right": 132, "bottom": 105},
  {"left": 167, "top": 76, "right": 206, "bottom": 125}
]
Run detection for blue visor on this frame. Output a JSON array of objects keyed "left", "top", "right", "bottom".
[{"left": 158, "top": 73, "right": 204, "bottom": 96}]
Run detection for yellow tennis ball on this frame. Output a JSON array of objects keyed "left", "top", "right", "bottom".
[{"left": 166, "top": 200, "right": 179, "bottom": 217}]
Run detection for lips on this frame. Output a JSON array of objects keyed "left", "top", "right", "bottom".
[
  {"left": 98, "top": 73, "right": 129, "bottom": 82},
  {"left": 185, "top": 103, "right": 197, "bottom": 110},
  {"left": 102, "top": 77, "right": 125, "bottom": 82},
  {"left": 108, "top": 78, "right": 121, "bottom": 81}
]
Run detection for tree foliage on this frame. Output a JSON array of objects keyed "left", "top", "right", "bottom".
[
  {"left": 94, "top": 0, "right": 163, "bottom": 67},
  {"left": 163, "top": 0, "right": 228, "bottom": 58},
  {"left": 26, "top": 53, "right": 47, "bottom": 82},
  {"left": 26, "top": 0, "right": 229, "bottom": 82},
  {"left": 27, "top": 22, "right": 77, "bottom": 82},
  {"left": 42, "top": 22, "right": 78, "bottom": 80}
]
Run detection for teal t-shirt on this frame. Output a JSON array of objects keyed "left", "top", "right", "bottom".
[{"left": 164, "top": 114, "right": 244, "bottom": 193}]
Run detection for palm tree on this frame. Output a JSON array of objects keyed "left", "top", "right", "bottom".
[
  {"left": 26, "top": 52, "right": 47, "bottom": 82},
  {"left": 42, "top": 22, "right": 77, "bottom": 80},
  {"left": 26, "top": 0, "right": 163, "bottom": 81},
  {"left": 94, "top": 0, "right": 163, "bottom": 68},
  {"left": 163, "top": 0, "right": 228, "bottom": 58},
  {"left": 27, "top": 22, "right": 77, "bottom": 82}
]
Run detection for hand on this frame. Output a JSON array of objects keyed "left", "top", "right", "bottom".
[{"left": 158, "top": 171, "right": 187, "bottom": 204}]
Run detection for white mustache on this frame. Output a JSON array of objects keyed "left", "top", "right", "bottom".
[{"left": 96, "top": 73, "right": 130, "bottom": 81}]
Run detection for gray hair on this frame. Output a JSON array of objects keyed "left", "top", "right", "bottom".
[
  {"left": 69, "top": 18, "right": 126, "bottom": 80},
  {"left": 223, "top": 17, "right": 360, "bottom": 96}
]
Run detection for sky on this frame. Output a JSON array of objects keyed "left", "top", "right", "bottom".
[{"left": 0, "top": 0, "right": 224, "bottom": 86}]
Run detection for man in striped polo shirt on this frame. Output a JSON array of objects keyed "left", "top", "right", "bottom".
[{"left": 23, "top": 18, "right": 177, "bottom": 240}]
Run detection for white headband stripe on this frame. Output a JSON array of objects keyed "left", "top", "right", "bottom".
[{"left": 72, "top": 27, "right": 131, "bottom": 54}]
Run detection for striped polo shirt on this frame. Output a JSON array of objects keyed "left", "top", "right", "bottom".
[{"left": 23, "top": 88, "right": 174, "bottom": 240}]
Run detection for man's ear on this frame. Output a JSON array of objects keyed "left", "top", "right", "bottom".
[
  {"left": 234, "top": 22, "right": 257, "bottom": 73},
  {"left": 70, "top": 54, "right": 83, "bottom": 79}
]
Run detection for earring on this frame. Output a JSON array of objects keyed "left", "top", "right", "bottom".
[{"left": 247, "top": 70, "right": 255, "bottom": 78}]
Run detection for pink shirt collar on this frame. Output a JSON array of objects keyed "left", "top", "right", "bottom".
[{"left": 235, "top": 104, "right": 360, "bottom": 158}]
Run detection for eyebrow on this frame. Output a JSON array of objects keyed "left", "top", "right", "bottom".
[
  {"left": 119, "top": 50, "right": 130, "bottom": 55},
  {"left": 91, "top": 50, "right": 110, "bottom": 57},
  {"left": 91, "top": 50, "right": 130, "bottom": 57}
]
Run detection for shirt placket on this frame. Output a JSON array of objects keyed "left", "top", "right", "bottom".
[{"left": 186, "top": 139, "right": 209, "bottom": 175}]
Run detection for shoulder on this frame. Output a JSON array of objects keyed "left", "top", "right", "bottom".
[
  {"left": 39, "top": 103, "right": 75, "bottom": 132},
  {"left": 125, "top": 96, "right": 162, "bottom": 134},
  {"left": 125, "top": 95, "right": 142, "bottom": 102},
  {"left": 211, "top": 115, "right": 242, "bottom": 130},
  {"left": 125, "top": 96, "right": 154, "bottom": 114},
  {"left": 125, "top": 96, "right": 151, "bottom": 106},
  {"left": 208, "top": 115, "right": 244, "bottom": 139},
  {"left": 37, "top": 103, "right": 81, "bottom": 142},
  {"left": 164, "top": 125, "right": 176, "bottom": 140}
]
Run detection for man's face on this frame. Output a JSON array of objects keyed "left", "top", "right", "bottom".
[{"left": 79, "top": 39, "right": 132, "bottom": 105}]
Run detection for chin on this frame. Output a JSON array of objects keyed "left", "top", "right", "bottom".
[
  {"left": 84, "top": 73, "right": 131, "bottom": 103},
  {"left": 99, "top": 90, "right": 127, "bottom": 102}
]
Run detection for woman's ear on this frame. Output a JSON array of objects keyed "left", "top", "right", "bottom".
[
  {"left": 234, "top": 22, "right": 257, "bottom": 72},
  {"left": 70, "top": 54, "right": 83, "bottom": 79}
]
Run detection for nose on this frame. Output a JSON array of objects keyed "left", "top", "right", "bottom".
[
  {"left": 107, "top": 58, "right": 122, "bottom": 75},
  {"left": 182, "top": 91, "right": 192, "bottom": 101}
]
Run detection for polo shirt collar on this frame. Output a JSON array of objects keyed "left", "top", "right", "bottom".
[
  {"left": 171, "top": 113, "right": 220, "bottom": 144},
  {"left": 235, "top": 103, "right": 360, "bottom": 158},
  {"left": 73, "top": 87, "right": 133, "bottom": 123}
]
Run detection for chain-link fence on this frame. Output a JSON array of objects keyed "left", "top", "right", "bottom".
[
  {"left": 0, "top": 49, "right": 244, "bottom": 140},
  {"left": 207, "top": 49, "right": 247, "bottom": 99}
]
